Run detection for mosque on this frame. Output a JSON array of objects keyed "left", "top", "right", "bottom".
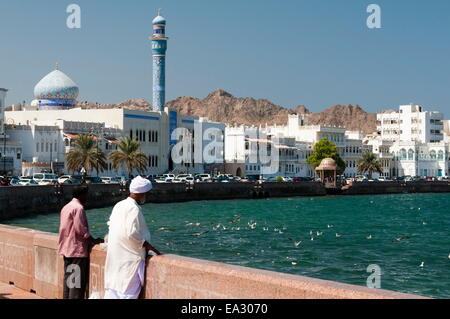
[{"left": 1, "top": 11, "right": 225, "bottom": 177}]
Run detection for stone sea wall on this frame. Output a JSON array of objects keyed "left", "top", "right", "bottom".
[
  {"left": 0, "top": 182, "right": 326, "bottom": 221},
  {"left": 0, "top": 225, "right": 426, "bottom": 299},
  {"left": 341, "top": 181, "right": 450, "bottom": 195}
]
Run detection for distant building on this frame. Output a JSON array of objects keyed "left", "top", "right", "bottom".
[
  {"left": 368, "top": 104, "right": 449, "bottom": 178},
  {"left": 0, "top": 88, "right": 23, "bottom": 176}
]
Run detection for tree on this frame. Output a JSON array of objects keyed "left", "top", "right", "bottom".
[
  {"left": 109, "top": 137, "right": 148, "bottom": 177},
  {"left": 66, "top": 134, "right": 107, "bottom": 175},
  {"left": 307, "top": 138, "right": 346, "bottom": 175},
  {"left": 357, "top": 152, "right": 382, "bottom": 179}
]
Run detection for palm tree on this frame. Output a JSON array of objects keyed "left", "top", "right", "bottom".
[
  {"left": 357, "top": 152, "right": 383, "bottom": 179},
  {"left": 66, "top": 134, "right": 107, "bottom": 176},
  {"left": 109, "top": 137, "right": 148, "bottom": 177}
]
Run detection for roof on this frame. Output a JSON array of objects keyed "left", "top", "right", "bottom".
[
  {"left": 34, "top": 70, "right": 79, "bottom": 100},
  {"left": 315, "top": 158, "right": 337, "bottom": 171}
]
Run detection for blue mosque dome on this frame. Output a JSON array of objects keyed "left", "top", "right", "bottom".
[
  {"left": 34, "top": 69, "right": 79, "bottom": 100},
  {"left": 152, "top": 15, "right": 166, "bottom": 25},
  {"left": 33, "top": 66, "right": 79, "bottom": 109}
]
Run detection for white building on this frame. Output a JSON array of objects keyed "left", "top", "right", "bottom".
[
  {"left": 368, "top": 104, "right": 450, "bottom": 178},
  {"left": 4, "top": 67, "right": 224, "bottom": 177},
  {"left": 377, "top": 104, "right": 444, "bottom": 143},
  {"left": 1, "top": 88, "right": 23, "bottom": 176},
  {"left": 225, "top": 114, "right": 363, "bottom": 178}
]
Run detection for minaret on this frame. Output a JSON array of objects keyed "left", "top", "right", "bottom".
[{"left": 151, "top": 9, "right": 169, "bottom": 112}]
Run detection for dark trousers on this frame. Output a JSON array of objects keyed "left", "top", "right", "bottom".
[{"left": 63, "top": 257, "right": 90, "bottom": 299}]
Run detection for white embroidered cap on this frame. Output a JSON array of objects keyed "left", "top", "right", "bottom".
[{"left": 129, "top": 176, "right": 153, "bottom": 194}]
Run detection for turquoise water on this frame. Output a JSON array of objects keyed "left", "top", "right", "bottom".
[{"left": 4, "top": 193, "right": 450, "bottom": 298}]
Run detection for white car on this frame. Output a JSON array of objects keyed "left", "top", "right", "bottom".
[
  {"left": 176, "top": 174, "right": 193, "bottom": 182},
  {"left": 19, "top": 178, "right": 38, "bottom": 186},
  {"left": 195, "top": 174, "right": 211, "bottom": 182},
  {"left": 162, "top": 174, "right": 175, "bottom": 182},
  {"left": 33, "top": 173, "right": 57, "bottom": 183},
  {"left": 184, "top": 177, "right": 195, "bottom": 184},
  {"left": 38, "top": 179, "right": 58, "bottom": 185},
  {"left": 101, "top": 177, "right": 120, "bottom": 184}
]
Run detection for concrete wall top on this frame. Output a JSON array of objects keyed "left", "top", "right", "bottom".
[{"left": 0, "top": 224, "right": 428, "bottom": 299}]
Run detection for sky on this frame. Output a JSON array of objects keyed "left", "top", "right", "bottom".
[{"left": 1, "top": 0, "right": 450, "bottom": 114}]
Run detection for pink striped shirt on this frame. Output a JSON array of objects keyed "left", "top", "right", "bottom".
[{"left": 58, "top": 198, "right": 92, "bottom": 258}]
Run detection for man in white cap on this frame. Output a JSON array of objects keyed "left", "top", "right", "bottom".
[{"left": 104, "top": 176, "right": 161, "bottom": 299}]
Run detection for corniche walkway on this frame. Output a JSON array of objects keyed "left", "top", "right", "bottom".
[{"left": 0, "top": 282, "right": 42, "bottom": 299}]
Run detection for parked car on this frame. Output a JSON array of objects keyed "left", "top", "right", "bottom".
[
  {"left": 9, "top": 178, "right": 20, "bottom": 186},
  {"left": 38, "top": 179, "right": 58, "bottom": 185},
  {"left": 18, "top": 178, "right": 38, "bottom": 186},
  {"left": 62, "top": 178, "right": 82, "bottom": 185},
  {"left": 83, "top": 176, "right": 103, "bottom": 184},
  {"left": 195, "top": 174, "right": 211, "bottom": 182},
  {"left": 283, "top": 177, "right": 293, "bottom": 182},
  {"left": 33, "top": 173, "right": 58, "bottom": 183},
  {"left": 162, "top": 174, "right": 175, "bottom": 182},
  {"left": 176, "top": 174, "right": 193, "bottom": 182},
  {"left": 58, "top": 175, "right": 83, "bottom": 184},
  {"left": 101, "top": 177, "right": 120, "bottom": 184}
]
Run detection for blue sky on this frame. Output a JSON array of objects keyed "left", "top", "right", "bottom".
[{"left": 1, "top": 0, "right": 450, "bottom": 114}]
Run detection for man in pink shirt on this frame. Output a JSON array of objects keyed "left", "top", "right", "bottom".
[{"left": 58, "top": 185, "right": 103, "bottom": 299}]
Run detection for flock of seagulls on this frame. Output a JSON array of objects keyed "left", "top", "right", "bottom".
[{"left": 181, "top": 215, "right": 450, "bottom": 268}]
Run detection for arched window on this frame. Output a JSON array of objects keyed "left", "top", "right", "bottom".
[
  {"left": 408, "top": 149, "right": 414, "bottom": 160},
  {"left": 438, "top": 150, "right": 444, "bottom": 160},
  {"left": 430, "top": 150, "right": 436, "bottom": 160},
  {"left": 400, "top": 149, "right": 407, "bottom": 160}
]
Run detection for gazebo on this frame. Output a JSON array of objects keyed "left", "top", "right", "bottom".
[{"left": 315, "top": 158, "right": 337, "bottom": 188}]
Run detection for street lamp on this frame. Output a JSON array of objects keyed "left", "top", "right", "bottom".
[{"left": 2, "top": 132, "right": 6, "bottom": 175}]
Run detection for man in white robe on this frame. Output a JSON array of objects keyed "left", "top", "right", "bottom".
[{"left": 104, "top": 176, "right": 161, "bottom": 299}]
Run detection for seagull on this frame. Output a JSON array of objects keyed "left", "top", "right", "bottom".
[
  {"left": 291, "top": 262, "right": 297, "bottom": 265},
  {"left": 336, "top": 233, "right": 343, "bottom": 238},
  {"left": 310, "top": 237, "right": 315, "bottom": 241},
  {"left": 248, "top": 222, "right": 257, "bottom": 229},
  {"left": 422, "top": 222, "right": 428, "bottom": 225},
  {"left": 448, "top": 254, "right": 450, "bottom": 259},
  {"left": 394, "top": 235, "right": 410, "bottom": 242},
  {"left": 309, "top": 231, "right": 313, "bottom": 235},
  {"left": 263, "top": 227, "right": 269, "bottom": 231},
  {"left": 192, "top": 231, "right": 209, "bottom": 237},
  {"left": 366, "top": 235, "right": 372, "bottom": 240},
  {"left": 317, "top": 231, "right": 323, "bottom": 236},
  {"left": 327, "top": 224, "right": 334, "bottom": 228},
  {"left": 419, "top": 262, "right": 424, "bottom": 268},
  {"left": 288, "top": 238, "right": 302, "bottom": 247}
]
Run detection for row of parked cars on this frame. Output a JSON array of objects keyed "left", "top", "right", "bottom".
[
  {"left": 0, "top": 173, "right": 130, "bottom": 187},
  {"left": 144, "top": 174, "right": 316, "bottom": 184}
]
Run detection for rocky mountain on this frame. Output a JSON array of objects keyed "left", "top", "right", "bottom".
[
  {"left": 166, "top": 90, "right": 377, "bottom": 134},
  {"left": 76, "top": 89, "right": 377, "bottom": 134}
]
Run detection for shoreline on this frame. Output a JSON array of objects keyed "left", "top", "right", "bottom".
[{"left": 2, "top": 181, "right": 450, "bottom": 221}]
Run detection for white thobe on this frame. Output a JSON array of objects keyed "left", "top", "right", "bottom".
[{"left": 104, "top": 197, "right": 151, "bottom": 299}]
